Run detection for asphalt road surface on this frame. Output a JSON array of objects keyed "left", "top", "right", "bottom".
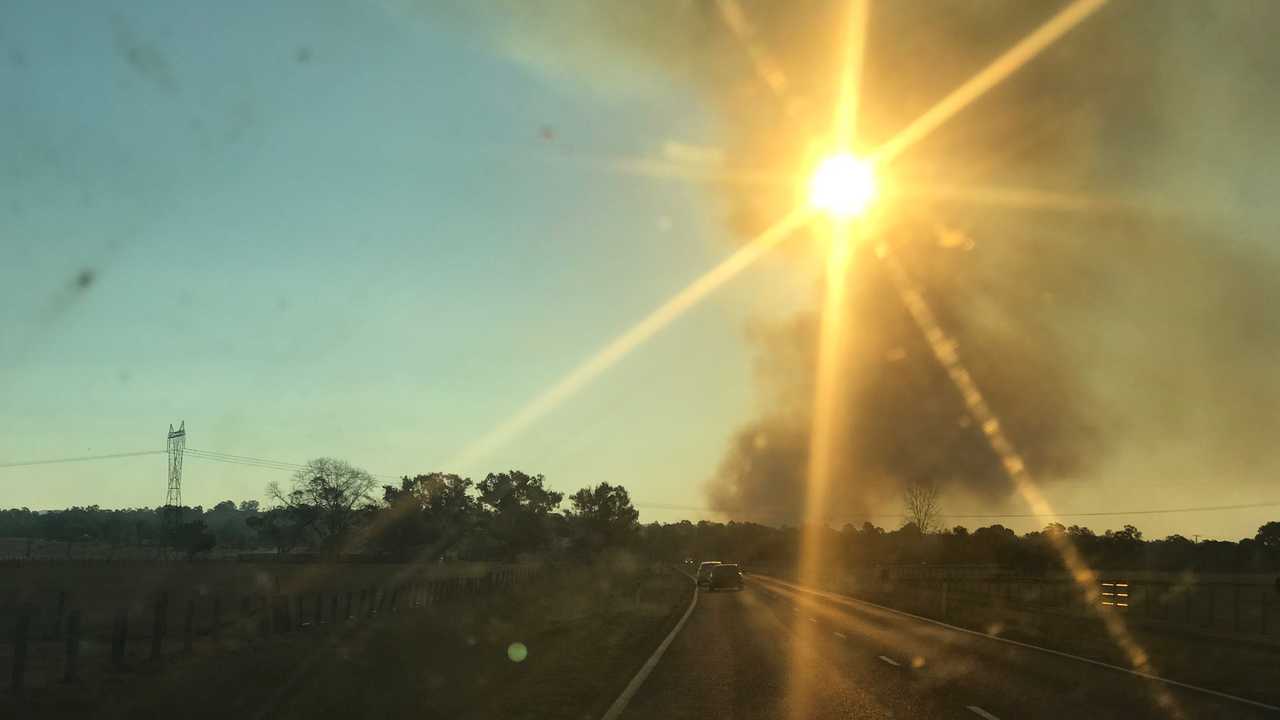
[{"left": 619, "top": 575, "right": 1278, "bottom": 720}]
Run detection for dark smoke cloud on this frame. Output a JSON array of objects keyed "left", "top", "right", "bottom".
[{"left": 434, "top": 1, "right": 1280, "bottom": 526}]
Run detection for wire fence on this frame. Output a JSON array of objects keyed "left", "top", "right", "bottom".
[
  {"left": 1, "top": 565, "right": 543, "bottom": 695},
  {"left": 859, "top": 576, "right": 1280, "bottom": 643}
]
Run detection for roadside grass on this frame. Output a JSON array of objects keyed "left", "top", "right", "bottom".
[
  {"left": 766, "top": 570, "right": 1280, "bottom": 706},
  {"left": 4, "top": 562, "right": 691, "bottom": 720}
]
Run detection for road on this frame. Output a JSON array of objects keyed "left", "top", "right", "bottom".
[{"left": 619, "top": 575, "right": 1279, "bottom": 720}]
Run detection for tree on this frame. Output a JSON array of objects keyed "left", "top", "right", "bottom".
[
  {"left": 476, "top": 471, "right": 563, "bottom": 559},
  {"left": 238, "top": 500, "right": 261, "bottom": 513},
  {"left": 246, "top": 507, "right": 315, "bottom": 555},
  {"left": 173, "top": 519, "right": 216, "bottom": 559},
  {"left": 1256, "top": 521, "right": 1280, "bottom": 549},
  {"left": 267, "top": 458, "right": 376, "bottom": 556},
  {"left": 903, "top": 481, "right": 941, "bottom": 534},
  {"left": 376, "top": 473, "right": 478, "bottom": 560},
  {"left": 566, "top": 482, "right": 639, "bottom": 554}
]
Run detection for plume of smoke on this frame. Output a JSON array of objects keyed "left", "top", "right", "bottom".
[{"left": 427, "top": 1, "right": 1280, "bottom": 526}]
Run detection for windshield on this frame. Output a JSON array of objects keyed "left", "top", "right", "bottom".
[{"left": 4, "top": 1, "right": 1280, "bottom": 719}]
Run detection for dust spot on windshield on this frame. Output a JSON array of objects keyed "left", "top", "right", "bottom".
[{"left": 112, "top": 16, "right": 177, "bottom": 92}]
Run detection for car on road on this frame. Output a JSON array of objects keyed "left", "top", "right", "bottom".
[
  {"left": 707, "top": 563, "right": 744, "bottom": 591},
  {"left": 696, "top": 561, "right": 720, "bottom": 586}
]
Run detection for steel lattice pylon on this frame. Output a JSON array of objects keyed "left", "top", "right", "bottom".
[{"left": 166, "top": 421, "right": 186, "bottom": 508}]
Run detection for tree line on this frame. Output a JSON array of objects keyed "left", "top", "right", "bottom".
[{"left": 2, "top": 456, "right": 1278, "bottom": 572}]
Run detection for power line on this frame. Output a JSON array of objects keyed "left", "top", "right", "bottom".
[
  {"left": 4, "top": 447, "right": 1278, "bottom": 522},
  {"left": 936, "top": 500, "right": 1280, "bottom": 520},
  {"left": 0, "top": 450, "right": 164, "bottom": 468},
  {"left": 185, "top": 448, "right": 401, "bottom": 480},
  {"left": 635, "top": 500, "right": 1280, "bottom": 522}
]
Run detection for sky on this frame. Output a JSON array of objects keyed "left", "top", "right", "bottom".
[
  {"left": 1, "top": 0, "right": 797, "bottom": 521},
  {"left": 4, "top": 1, "right": 1279, "bottom": 542}
]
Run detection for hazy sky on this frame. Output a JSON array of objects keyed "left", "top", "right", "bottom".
[
  {"left": 5, "top": 1, "right": 1278, "bottom": 542},
  {"left": 1, "top": 0, "right": 794, "bottom": 521}
]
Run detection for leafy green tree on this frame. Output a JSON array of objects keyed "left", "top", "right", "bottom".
[
  {"left": 1256, "top": 521, "right": 1280, "bottom": 549},
  {"left": 377, "top": 473, "right": 478, "bottom": 560},
  {"left": 476, "top": 471, "right": 563, "bottom": 560},
  {"left": 566, "top": 482, "right": 639, "bottom": 555}
]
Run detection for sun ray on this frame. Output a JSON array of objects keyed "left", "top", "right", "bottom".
[
  {"left": 789, "top": 3, "right": 872, "bottom": 718},
  {"left": 891, "top": 181, "right": 1125, "bottom": 213},
  {"left": 870, "top": 0, "right": 1109, "bottom": 167},
  {"left": 834, "top": 0, "right": 870, "bottom": 152},
  {"left": 600, "top": 154, "right": 787, "bottom": 187},
  {"left": 445, "top": 207, "right": 813, "bottom": 471},
  {"left": 877, "top": 243, "right": 1184, "bottom": 717},
  {"left": 715, "top": 0, "right": 790, "bottom": 97}
]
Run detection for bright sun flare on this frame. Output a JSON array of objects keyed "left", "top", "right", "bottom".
[{"left": 808, "top": 153, "right": 876, "bottom": 218}]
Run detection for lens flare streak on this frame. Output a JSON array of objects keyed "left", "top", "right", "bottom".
[
  {"left": 878, "top": 246, "right": 1183, "bottom": 717},
  {"left": 446, "top": 208, "right": 813, "bottom": 471},
  {"left": 871, "top": 0, "right": 1109, "bottom": 167}
]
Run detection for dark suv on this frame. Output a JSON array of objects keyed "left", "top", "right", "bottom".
[{"left": 708, "top": 563, "right": 744, "bottom": 591}]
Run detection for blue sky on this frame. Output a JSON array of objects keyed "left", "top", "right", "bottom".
[{"left": 1, "top": 0, "right": 797, "bottom": 518}]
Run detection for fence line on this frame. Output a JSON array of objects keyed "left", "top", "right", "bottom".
[
  {"left": 857, "top": 576, "right": 1280, "bottom": 644},
  {"left": 3, "top": 565, "right": 544, "bottom": 695}
]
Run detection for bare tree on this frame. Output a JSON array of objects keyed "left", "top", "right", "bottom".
[
  {"left": 903, "top": 481, "right": 941, "bottom": 534},
  {"left": 268, "top": 457, "right": 376, "bottom": 555}
]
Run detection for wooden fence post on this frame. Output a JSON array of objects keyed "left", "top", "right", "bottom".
[
  {"left": 274, "top": 595, "right": 291, "bottom": 633},
  {"left": 53, "top": 590, "right": 67, "bottom": 640},
  {"left": 111, "top": 607, "right": 129, "bottom": 669},
  {"left": 1234, "top": 584, "right": 1241, "bottom": 633},
  {"left": 11, "top": 609, "right": 30, "bottom": 693},
  {"left": 151, "top": 591, "right": 168, "bottom": 661},
  {"left": 259, "top": 594, "right": 271, "bottom": 638},
  {"left": 63, "top": 609, "right": 81, "bottom": 682},
  {"left": 183, "top": 598, "right": 196, "bottom": 652},
  {"left": 345, "top": 591, "right": 353, "bottom": 621}
]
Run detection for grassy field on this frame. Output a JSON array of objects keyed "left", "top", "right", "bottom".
[
  {"left": 771, "top": 568, "right": 1280, "bottom": 706},
  {"left": 1, "top": 558, "right": 500, "bottom": 643},
  {"left": 3, "top": 559, "right": 692, "bottom": 719}
]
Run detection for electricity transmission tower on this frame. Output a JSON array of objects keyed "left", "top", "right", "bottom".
[{"left": 166, "top": 421, "right": 186, "bottom": 508}]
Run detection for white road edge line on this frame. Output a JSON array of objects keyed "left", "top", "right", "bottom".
[
  {"left": 755, "top": 575, "right": 1280, "bottom": 713},
  {"left": 966, "top": 705, "right": 1000, "bottom": 720},
  {"left": 834, "top": 631, "right": 847, "bottom": 639},
  {"left": 600, "top": 571, "right": 699, "bottom": 720},
  {"left": 878, "top": 655, "right": 901, "bottom": 667}
]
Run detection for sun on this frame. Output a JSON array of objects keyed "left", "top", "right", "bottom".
[{"left": 808, "top": 153, "right": 876, "bottom": 218}]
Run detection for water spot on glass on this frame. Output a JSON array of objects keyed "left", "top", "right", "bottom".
[{"left": 507, "top": 642, "right": 528, "bottom": 662}]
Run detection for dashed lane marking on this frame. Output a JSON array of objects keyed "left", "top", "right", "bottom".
[
  {"left": 966, "top": 706, "right": 1000, "bottom": 720},
  {"left": 878, "top": 655, "right": 900, "bottom": 667}
]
